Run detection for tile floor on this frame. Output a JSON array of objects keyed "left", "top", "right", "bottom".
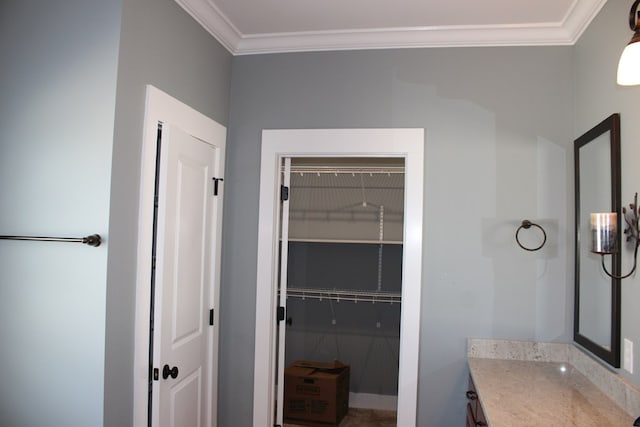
[{"left": 284, "top": 408, "right": 397, "bottom": 427}]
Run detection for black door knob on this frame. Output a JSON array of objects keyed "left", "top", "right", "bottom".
[{"left": 162, "top": 364, "right": 179, "bottom": 380}]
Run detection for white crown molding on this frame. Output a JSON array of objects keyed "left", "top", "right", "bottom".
[
  {"left": 175, "top": 0, "right": 607, "bottom": 56},
  {"left": 174, "top": 0, "right": 242, "bottom": 53},
  {"left": 562, "top": 0, "right": 608, "bottom": 43},
  {"left": 233, "top": 24, "right": 576, "bottom": 56}
]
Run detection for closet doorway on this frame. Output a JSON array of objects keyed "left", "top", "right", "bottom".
[{"left": 252, "top": 129, "right": 424, "bottom": 427}]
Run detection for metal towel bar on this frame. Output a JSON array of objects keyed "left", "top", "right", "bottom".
[{"left": 0, "top": 234, "right": 101, "bottom": 247}]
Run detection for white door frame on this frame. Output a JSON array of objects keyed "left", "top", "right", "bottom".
[
  {"left": 133, "top": 85, "right": 226, "bottom": 427},
  {"left": 252, "top": 128, "right": 424, "bottom": 426}
]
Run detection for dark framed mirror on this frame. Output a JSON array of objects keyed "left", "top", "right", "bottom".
[{"left": 574, "top": 113, "right": 621, "bottom": 368}]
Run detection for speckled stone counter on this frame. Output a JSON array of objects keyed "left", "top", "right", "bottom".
[
  {"left": 467, "top": 339, "right": 640, "bottom": 427},
  {"left": 468, "top": 358, "right": 634, "bottom": 426}
]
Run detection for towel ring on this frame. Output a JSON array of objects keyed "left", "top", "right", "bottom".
[{"left": 515, "top": 220, "right": 546, "bottom": 251}]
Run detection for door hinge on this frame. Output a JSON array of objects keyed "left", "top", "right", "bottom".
[
  {"left": 212, "top": 177, "right": 224, "bottom": 196},
  {"left": 277, "top": 306, "right": 285, "bottom": 323},
  {"left": 209, "top": 308, "right": 214, "bottom": 326},
  {"left": 280, "top": 185, "right": 289, "bottom": 201},
  {"left": 153, "top": 367, "right": 159, "bottom": 381}
]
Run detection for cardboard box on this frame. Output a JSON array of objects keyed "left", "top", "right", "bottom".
[{"left": 283, "top": 360, "right": 350, "bottom": 426}]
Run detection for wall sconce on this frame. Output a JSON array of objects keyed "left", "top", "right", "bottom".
[
  {"left": 618, "top": 0, "right": 640, "bottom": 85},
  {"left": 591, "top": 193, "right": 640, "bottom": 278}
]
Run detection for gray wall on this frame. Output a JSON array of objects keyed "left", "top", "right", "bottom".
[
  {"left": 0, "top": 0, "right": 230, "bottom": 425},
  {"left": 0, "top": 0, "right": 121, "bottom": 425},
  {"left": 575, "top": 0, "right": 640, "bottom": 390},
  {"left": 5, "top": 1, "right": 632, "bottom": 424},
  {"left": 285, "top": 242, "right": 403, "bottom": 395},
  {"left": 105, "top": 0, "right": 231, "bottom": 425},
  {"left": 222, "top": 47, "right": 574, "bottom": 425}
]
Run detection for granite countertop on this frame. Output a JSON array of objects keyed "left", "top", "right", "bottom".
[{"left": 468, "top": 357, "right": 635, "bottom": 426}]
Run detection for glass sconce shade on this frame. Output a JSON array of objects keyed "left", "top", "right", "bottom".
[
  {"left": 617, "top": 33, "right": 640, "bottom": 85},
  {"left": 618, "top": 0, "right": 640, "bottom": 85},
  {"left": 591, "top": 212, "right": 618, "bottom": 254},
  {"left": 592, "top": 194, "right": 640, "bottom": 279}
]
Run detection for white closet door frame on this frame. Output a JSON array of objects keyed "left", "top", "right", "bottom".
[{"left": 252, "top": 128, "right": 424, "bottom": 427}]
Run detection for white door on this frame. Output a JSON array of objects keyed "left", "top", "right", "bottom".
[
  {"left": 274, "top": 158, "right": 291, "bottom": 425},
  {"left": 152, "top": 123, "right": 222, "bottom": 427}
]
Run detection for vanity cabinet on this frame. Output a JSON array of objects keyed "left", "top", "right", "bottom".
[{"left": 466, "top": 374, "right": 487, "bottom": 427}]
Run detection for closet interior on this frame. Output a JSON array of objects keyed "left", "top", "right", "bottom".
[{"left": 282, "top": 157, "right": 405, "bottom": 409}]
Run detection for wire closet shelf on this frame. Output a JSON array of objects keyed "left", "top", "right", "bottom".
[
  {"left": 286, "top": 165, "right": 406, "bottom": 176},
  {"left": 285, "top": 287, "right": 402, "bottom": 304},
  {"left": 282, "top": 161, "right": 405, "bottom": 305}
]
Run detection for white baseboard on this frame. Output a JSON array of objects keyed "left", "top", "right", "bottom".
[{"left": 349, "top": 392, "right": 397, "bottom": 411}]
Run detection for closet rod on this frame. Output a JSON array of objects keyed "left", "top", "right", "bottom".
[
  {"left": 287, "top": 294, "right": 400, "bottom": 304},
  {"left": 0, "top": 234, "right": 102, "bottom": 247},
  {"left": 286, "top": 287, "right": 401, "bottom": 304},
  {"left": 286, "top": 165, "right": 405, "bottom": 175}
]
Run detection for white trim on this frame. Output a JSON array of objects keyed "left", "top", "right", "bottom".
[
  {"left": 174, "top": 0, "right": 241, "bottom": 53},
  {"left": 233, "top": 25, "right": 574, "bottom": 56},
  {"left": 252, "top": 128, "right": 424, "bottom": 427},
  {"left": 349, "top": 392, "right": 398, "bottom": 412},
  {"left": 174, "top": 0, "right": 606, "bottom": 55},
  {"left": 133, "top": 85, "right": 226, "bottom": 427}
]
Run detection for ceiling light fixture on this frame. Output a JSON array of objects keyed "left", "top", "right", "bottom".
[{"left": 617, "top": 0, "right": 640, "bottom": 85}]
